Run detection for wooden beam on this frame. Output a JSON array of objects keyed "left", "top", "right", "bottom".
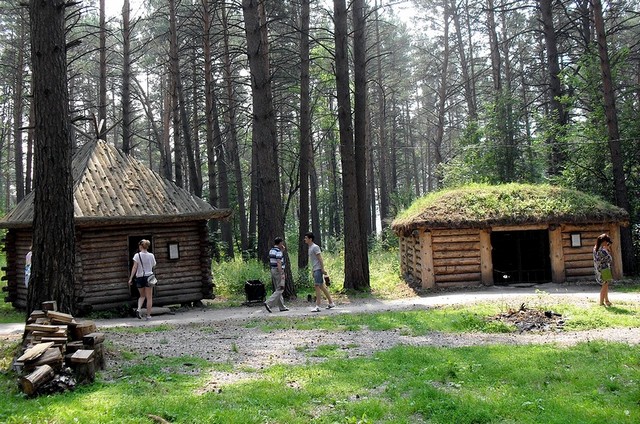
[
  {"left": 479, "top": 229, "right": 493, "bottom": 286},
  {"left": 420, "top": 231, "right": 435, "bottom": 289},
  {"left": 549, "top": 227, "right": 565, "bottom": 283}
]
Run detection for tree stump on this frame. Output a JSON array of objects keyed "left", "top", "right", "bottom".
[{"left": 70, "top": 350, "right": 95, "bottom": 384}]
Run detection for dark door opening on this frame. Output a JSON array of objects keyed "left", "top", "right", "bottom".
[
  {"left": 128, "top": 235, "right": 153, "bottom": 298},
  {"left": 491, "top": 230, "right": 551, "bottom": 285}
]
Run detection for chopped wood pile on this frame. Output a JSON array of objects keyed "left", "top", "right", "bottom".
[
  {"left": 14, "top": 301, "right": 106, "bottom": 397},
  {"left": 489, "top": 303, "right": 565, "bottom": 332}
]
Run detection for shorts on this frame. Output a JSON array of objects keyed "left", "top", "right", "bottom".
[
  {"left": 313, "top": 269, "right": 324, "bottom": 285},
  {"left": 135, "top": 276, "right": 150, "bottom": 288}
]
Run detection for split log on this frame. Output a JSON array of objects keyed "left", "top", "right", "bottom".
[
  {"left": 19, "top": 365, "right": 55, "bottom": 396},
  {"left": 83, "top": 333, "right": 106, "bottom": 370},
  {"left": 47, "top": 311, "right": 74, "bottom": 324},
  {"left": 24, "top": 348, "right": 63, "bottom": 373},
  {"left": 66, "top": 340, "right": 84, "bottom": 353},
  {"left": 25, "top": 324, "right": 63, "bottom": 333},
  {"left": 17, "top": 342, "right": 54, "bottom": 362}
]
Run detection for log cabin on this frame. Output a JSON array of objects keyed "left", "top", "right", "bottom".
[
  {"left": 391, "top": 184, "right": 629, "bottom": 289},
  {"left": 0, "top": 140, "right": 231, "bottom": 314}
]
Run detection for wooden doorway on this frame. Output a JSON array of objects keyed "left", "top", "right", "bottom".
[{"left": 491, "top": 230, "right": 551, "bottom": 285}]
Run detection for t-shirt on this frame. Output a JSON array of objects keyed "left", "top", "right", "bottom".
[
  {"left": 134, "top": 251, "right": 156, "bottom": 277},
  {"left": 308, "top": 243, "right": 322, "bottom": 272},
  {"left": 269, "top": 247, "right": 285, "bottom": 269}
]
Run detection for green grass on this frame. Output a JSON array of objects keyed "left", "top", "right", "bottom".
[
  {"left": 0, "top": 340, "right": 638, "bottom": 423},
  {"left": 245, "top": 300, "right": 640, "bottom": 334}
]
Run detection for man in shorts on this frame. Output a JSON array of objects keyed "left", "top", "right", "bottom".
[{"left": 304, "top": 232, "right": 335, "bottom": 312}]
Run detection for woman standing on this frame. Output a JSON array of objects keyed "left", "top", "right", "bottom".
[
  {"left": 128, "top": 239, "right": 157, "bottom": 319},
  {"left": 593, "top": 233, "right": 613, "bottom": 307}
]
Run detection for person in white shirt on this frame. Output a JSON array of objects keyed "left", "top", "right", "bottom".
[
  {"left": 304, "top": 232, "right": 335, "bottom": 312},
  {"left": 128, "top": 239, "right": 157, "bottom": 320}
]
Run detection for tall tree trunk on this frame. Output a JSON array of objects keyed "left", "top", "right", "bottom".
[
  {"left": 121, "top": 0, "right": 132, "bottom": 154},
  {"left": 298, "top": 0, "right": 311, "bottom": 269},
  {"left": 434, "top": 0, "right": 450, "bottom": 185},
  {"left": 169, "top": 0, "right": 200, "bottom": 195},
  {"left": 12, "top": 8, "right": 26, "bottom": 202},
  {"left": 374, "top": 0, "right": 389, "bottom": 231},
  {"left": 221, "top": 0, "right": 249, "bottom": 254},
  {"left": 592, "top": 0, "right": 635, "bottom": 274},
  {"left": 242, "top": 0, "right": 286, "bottom": 274},
  {"left": 334, "top": 0, "right": 366, "bottom": 290},
  {"left": 28, "top": 0, "right": 75, "bottom": 315},
  {"left": 451, "top": 0, "right": 476, "bottom": 120},
  {"left": 98, "top": 0, "right": 107, "bottom": 140},
  {"left": 352, "top": 0, "right": 370, "bottom": 288},
  {"left": 540, "top": 0, "right": 566, "bottom": 175},
  {"left": 161, "top": 73, "right": 173, "bottom": 179},
  {"left": 486, "top": 0, "right": 501, "bottom": 92}
]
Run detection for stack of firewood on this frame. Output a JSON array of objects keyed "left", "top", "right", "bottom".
[{"left": 14, "top": 301, "right": 106, "bottom": 396}]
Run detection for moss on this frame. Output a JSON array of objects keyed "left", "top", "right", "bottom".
[{"left": 392, "top": 183, "right": 628, "bottom": 232}]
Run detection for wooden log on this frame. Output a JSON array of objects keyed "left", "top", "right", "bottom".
[
  {"left": 82, "top": 332, "right": 105, "bottom": 346},
  {"left": 25, "top": 324, "right": 63, "bottom": 333},
  {"left": 47, "top": 311, "right": 74, "bottom": 324},
  {"left": 17, "top": 342, "right": 54, "bottom": 362},
  {"left": 28, "top": 310, "right": 46, "bottom": 322},
  {"left": 66, "top": 340, "right": 84, "bottom": 353},
  {"left": 41, "top": 301, "right": 58, "bottom": 312},
  {"left": 435, "top": 272, "right": 482, "bottom": 283},
  {"left": 72, "top": 321, "right": 97, "bottom": 341},
  {"left": 70, "top": 350, "right": 96, "bottom": 384},
  {"left": 20, "top": 365, "right": 55, "bottom": 396},
  {"left": 24, "top": 348, "right": 63, "bottom": 373}
]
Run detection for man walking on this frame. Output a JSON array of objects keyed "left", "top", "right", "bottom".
[
  {"left": 264, "top": 237, "right": 289, "bottom": 312},
  {"left": 304, "top": 232, "right": 335, "bottom": 312}
]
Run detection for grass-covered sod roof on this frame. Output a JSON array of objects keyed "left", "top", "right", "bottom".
[{"left": 392, "top": 183, "right": 629, "bottom": 233}]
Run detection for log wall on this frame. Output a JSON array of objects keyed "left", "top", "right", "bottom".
[
  {"left": 397, "top": 222, "right": 625, "bottom": 289},
  {"left": 561, "top": 223, "right": 622, "bottom": 281},
  {"left": 431, "top": 229, "right": 482, "bottom": 288},
  {"left": 2, "top": 221, "right": 213, "bottom": 313}
]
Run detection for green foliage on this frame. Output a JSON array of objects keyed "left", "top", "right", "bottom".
[{"left": 213, "top": 257, "right": 271, "bottom": 298}]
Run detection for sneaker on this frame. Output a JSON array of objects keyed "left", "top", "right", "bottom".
[
  {"left": 311, "top": 306, "right": 321, "bottom": 312},
  {"left": 145, "top": 316, "right": 151, "bottom": 321},
  {"left": 264, "top": 302, "right": 272, "bottom": 313},
  {"left": 326, "top": 303, "right": 336, "bottom": 309},
  {"left": 135, "top": 309, "right": 142, "bottom": 319},
  {"left": 279, "top": 307, "right": 289, "bottom": 312}
]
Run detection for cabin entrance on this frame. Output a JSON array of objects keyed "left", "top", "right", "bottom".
[{"left": 491, "top": 230, "right": 551, "bottom": 285}]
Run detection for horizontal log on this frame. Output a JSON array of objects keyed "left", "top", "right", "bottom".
[
  {"left": 434, "top": 265, "right": 481, "bottom": 275},
  {"left": 24, "top": 348, "right": 63, "bottom": 373},
  {"left": 432, "top": 228, "right": 481, "bottom": 237},
  {"left": 565, "top": 268, "right": 596, "bottom": 277},
  {"left": 435, "top": 272, "right": 482, "bottom": 283},
  {"left": 433, "top": 257, "right": 480, "bottom": 267},
  {"left": 432, "top": 234, "right": 480, "bottom": 243},
  {"left": 433, "top": 242, "right": 480, "bottom": 253},
  {"left": 564, "top": 260, "right": 594, "bottom": 269},
  {"left": 433, "top": 250, "right": 480, "bottom": 260},
  {"left": 436, "top": 280, "right": 484, "bottom": 289}
]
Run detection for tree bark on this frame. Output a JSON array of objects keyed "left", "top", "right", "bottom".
[
  {"left": 98, "top": 0, "right": 107, "bottom": 140},
  {"left": 592, "top": 0, "right": 635, "bottom": 274},
  {"left": 121, "top": 0, "right": 132, "bottom": 154},
  {"left": 221, "top": 0, "right": 249, "bottom": 254},
  {"left": 242, "top": 0, "right": 286, "bottom": 271},
  {"left": 12, "top": 7, "right": 26, "bottom": 202},
  {"left": 28, "top": 0, "right": 76, "bottom": 315},
  {"left": 352, "top": 0, "right": 370, "bottom": 288},
  {"left": 298, "top": 0, "right": 311, "bottom": 269},
  {"left": 334, "top": 0, "right": 366, "bottom": 290}
]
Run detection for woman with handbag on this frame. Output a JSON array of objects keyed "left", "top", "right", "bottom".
[
  {"left": 128, "top": 239, "right": 157, "bottom": 320},
  {"left": 593, "top": 233, "right": 613, "bottom": 307}
]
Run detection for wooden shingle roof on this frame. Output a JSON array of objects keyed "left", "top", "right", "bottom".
[{"left": 0, "top": 140, "right": 231, "bottom": 228}]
